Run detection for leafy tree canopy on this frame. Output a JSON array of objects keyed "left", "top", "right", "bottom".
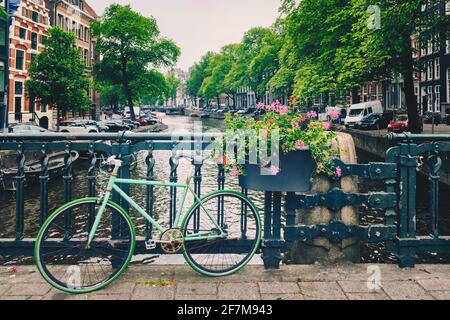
[
  {"left": 26, "top": 27, "right": 90, "bottom": 126},
  {"left": 92, "top": 4, "right": 180, "bottom": 119}
]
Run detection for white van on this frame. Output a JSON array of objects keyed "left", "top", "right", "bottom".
[{"left": 344, "top": 101, "right": 383, "bottom": 129}]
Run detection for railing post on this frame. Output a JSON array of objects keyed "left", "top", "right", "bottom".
[
  {"left": 145, "top": 146, "right": 155, "bottom": 240},
  {"left": 262, "top": 191, "right": 283, "bottom": 269},
  {"left": 63, "top": 143, "right": 74, "bottom": 240},
  {"left": 87, "top": 143, "right": 97, "bottom": 232},
  {"left": 397, "top": 143, "right": 418, "bottom": 268},
  {"left": 15, "top": 144, "right": 25, "bottom": 240},
  {"left": 169, "top": 153, "right": 179, "bottom": 228},
  {"left": 39, "top": 144, "right": 49, "bottom": 226}
]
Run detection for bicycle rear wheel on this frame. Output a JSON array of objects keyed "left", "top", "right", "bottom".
[
  {"left": 182, "top": 190, "right": 261, "bottom": 277},
  {"left": 34, "top": 198, "right": 135, "bottom": 294}
]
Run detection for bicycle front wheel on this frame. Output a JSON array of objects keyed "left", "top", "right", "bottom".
[
  {"left": 34, "top": 198, "right": 136, "bottom": 294},
  {"left": 182, "top": 190, "right": 262, "bottom": 277}
]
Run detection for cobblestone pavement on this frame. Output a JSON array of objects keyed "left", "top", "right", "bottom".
[{"left": 1, "top": 264, "right": 450, "bottom": 300}]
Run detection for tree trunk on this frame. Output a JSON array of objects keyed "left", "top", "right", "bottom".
[
  {"left": 123, "top": 81, "right": 135, "bottom": 120},
  {"left": 401, "top": 36, "right": 420, "bottom": 133},
  {"left": 56, "top": 107, "right": 61, "bottom": 132}
]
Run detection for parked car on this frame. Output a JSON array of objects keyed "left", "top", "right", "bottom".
[
  {"left": 7, "top": 124, "right": 53, "bottom": 134},
  {"left": 120, "top": 119, "right": 140, "bottom": 129},
  {"left": 98, "top": 121, "right": 132, "bottom": 132},
  {"left": 237, "top": 108, "right": 255, "bottom": 115},
  {"left": 387, "top": 114, "right": 410, "bottom": 133},
  {"left": 76, "top": 120, "right": 109, "bottom": 132},
  {"left": 137, "top": 116, "right": 159, "bottom": 126},
  {"left": 423, "top": 112, "right": 442, "bottom": 125},
  {"left": 59, "top": 121, "right": 99, "bottom": 133},
  {"left": 356, "top": 113, "right": 391, "bottom": 130},
  {"left": 344, "top": 101, "right": 383, "bottom": 129}
]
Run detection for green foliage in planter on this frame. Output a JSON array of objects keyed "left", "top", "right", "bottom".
[{"left": 213, "top": 101, "right": 338, "bottom": 176}]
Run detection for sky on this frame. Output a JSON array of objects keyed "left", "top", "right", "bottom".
[{"left": 88, "top": 0, "right": 281, "bottom": 71}]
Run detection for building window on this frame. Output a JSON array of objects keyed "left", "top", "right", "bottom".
[
  {"left": 428, "top": 60, "right": 433, "bottom": 80},
  {"left": 428, "top": 38, "right": 433, "bottom": 55},
  {"left": 72, "top": 21, "right": 76, "bottom": 33},
  {"left": 435, "top": 57, "right": 440, "bottom": 80},
  {"left": 427, "top": 86, "right": 433, "bottom": 111},
  {"left": 15, "top": 50, "right": 24, "bottom": 70},
  {"left": 421, "top": 42, "right": 427, "bottom": 56},
  {"left": 32, "top": 11, "right": 39, "bottom": 23},
  {"left": 446, "top": 39, "right": 450, "bottom": 54},
  {"left": 433, "top": 34, "right": 439, "bottom": 53},
  {"left": 435, "top": 85, "right": 440, "bottom": 112},
  {"left": 84, "top": 27, "right": 89, "bottom": 41},
  {"left": 58, "top": 14, "right": 64, "bottom": 28},
  {"left": 19, "top": 28, "right": 26, "bottom": 40},
  {"left": 84, "top": 49, "right": 88, "bottom": 66},
  {"left": 31, "top": 32, "right": 38, "bottom": 50},
  {"left": 65, "top": 18, "right": 69, "bottom": 31},
  {"left": 446, "top": 2, "right": 450, "bottom": 15},
  {"left": 14, "top": 81, "right": 23, "bottom": 95}
]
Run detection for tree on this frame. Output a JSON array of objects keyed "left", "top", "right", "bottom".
[
  {"left": 165, "top": 74, "right": 181, "bottom": 106},
  {"left": 343, "top": 0, "right": 449, "bottom": 133},
  {"left": 186, "top": 52, "right": 214, "bottom": 106},
  {"left": 281, "top": 0, "right": 450, "bottom": 132},
  {"left": 26, "top": 27, "right": 90, "bottom": 129},
  {"left": 92, "top": 4, "right": 179, "bottom": 120}
]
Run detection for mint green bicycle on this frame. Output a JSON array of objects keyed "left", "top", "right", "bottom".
[{"left": 34, "top": 155, "right": 262, "bottom": 294}]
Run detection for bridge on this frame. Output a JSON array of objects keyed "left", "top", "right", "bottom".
[{"left": 0, "top": 132, "right": 449, "bottom": 270}]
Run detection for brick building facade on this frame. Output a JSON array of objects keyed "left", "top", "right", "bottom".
[{"left": 7, "top": 0, "right": 50, "bottom": 125}]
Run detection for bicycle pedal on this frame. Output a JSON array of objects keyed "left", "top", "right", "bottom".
[{"left": 145, "top": 240, "right": 157, "bottom": 250}]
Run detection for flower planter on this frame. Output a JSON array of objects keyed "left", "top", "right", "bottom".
[{"left": 238, "top": 149, "right": 316, "bottom": 192}]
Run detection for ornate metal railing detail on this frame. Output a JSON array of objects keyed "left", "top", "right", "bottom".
[{"left": 0, "top": 132, "right": 449, "bottom": 269}]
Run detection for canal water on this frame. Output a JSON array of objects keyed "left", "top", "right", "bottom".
[{"left": 1, "top": 114, "right": 449, "bottom": 264}]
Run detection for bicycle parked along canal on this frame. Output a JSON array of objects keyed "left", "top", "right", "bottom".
[{"left": 34, "top": 153, "right": 262, "bottom": 294}]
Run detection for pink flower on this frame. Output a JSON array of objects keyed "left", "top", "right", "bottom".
[
  {"left": 11, "top": 265, "right": 19, "bottom": 273},
  {"left": 308, "top": 111, "right": 317, "bottom": 118},
  {"left": 292, "top": 121, "right": 299, "bottom": 128},
  {"left": 256, "top": 102, "right": 265, "bottom": 109},
  {"left": 231, "top": 167, "right": 241, "bottom": 177},
  {"left": 262, "top": 129, "right": 269, "bottom": 138},
  {"left": 270, "top": 165, "right": 280, "bottom": 176},
  {"left": 278, "top": 105, "right": 289, "bottom": 115},
  {"left": 322, "top": 122, "right": 332, "bottom": 130},
  {"left": 328, "top": 110, "right": 340, "bottom": 120},
  {"left": 336, "top": 166, "right": 342, "bottom": 178},
  {"left": 295, "top": 140, "right": 306, "bottom": 150}
]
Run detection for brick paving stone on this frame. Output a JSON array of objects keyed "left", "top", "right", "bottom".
[
  {"left": 417, "top": 279, "right": 450, "bottom": 291},
  {"left": 261, "top": 293, "right": 304, "bottom": 300},
  {"left": 346, "top": 292, "right": 391, "bottom": 300},
  {"left": 258, "top": 282, "right": 300, "bottom": 294},
  {"left": 4, "top": 282, "right": 51, "bottom": 296},
  {"left": 131, "top": 285, "right": 176, "bottom": 300},
  {"left": 0, "top": 284, "right": 10, "bottom": 295},
  {"left": 217, "top": 283, "right": 260, "bottom": 300},
  {"left": 430, "top": 291, "right": 450, "bottom": 300},
  {"left": 299, "top": 282, "right": 347, "bottom": 300},
  {"left": 1, "top": 265, "right": 450, "bottom": 300},
  {"left": 382, "top": 281, "right": 434, "bottom": 300},
  {"left": 338, "top": 280, "right": 383, "bottom": 293},
  {"left": 176, "top": 283, "right": 217, "bottom": 296},
  {"left": 175, "top": 294, "right": 218, "bottom": 300}
]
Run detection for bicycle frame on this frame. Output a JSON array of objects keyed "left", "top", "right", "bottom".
[{"left": 87, "top": 166, "right": 226, "bottom": 246}]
